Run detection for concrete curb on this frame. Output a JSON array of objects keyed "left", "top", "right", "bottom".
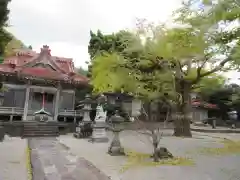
[
  {"left": 191, "top": 127, "right": 240, "bottom": 134},
  {"left": 26, "top": 139, "right": 33, "bottom": 180}
]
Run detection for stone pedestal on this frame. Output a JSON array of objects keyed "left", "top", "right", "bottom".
[
  {"left": 108, "top": 130, "right": 125, "bottom": 156},
  {"left": 90, "top": 122, "right": 108, "bottom": 143},
  {"left": 90, "top": 104, "right": 108, "bottom": 143}
]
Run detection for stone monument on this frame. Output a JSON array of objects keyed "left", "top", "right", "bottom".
[{"left": 90, "top": 95, "right": 108, "bottom": 143}]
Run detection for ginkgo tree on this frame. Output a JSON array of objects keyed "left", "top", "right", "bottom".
[{"left": 90, "top": 0, "right": 240, "bottom": 137}]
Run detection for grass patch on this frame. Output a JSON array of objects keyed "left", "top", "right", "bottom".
[
  {"left": 199, "top": 139, "right": 240, "bottom": 155},
  {"left": 120, "top": 150, "right": 194, "bottom": 173}
]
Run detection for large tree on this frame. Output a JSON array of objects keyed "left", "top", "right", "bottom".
[
  {"left": 88, "top": 30, "right": 134, "bottom": 77},
  {"left": 89, "top": 0, "right": 240, "bottom": 137}
]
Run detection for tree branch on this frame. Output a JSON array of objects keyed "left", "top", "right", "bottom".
[
  {"left": 200, "top": 58, "right": 230, "bottom": 77},
  {"left": 196, "top": 57, "right": 208, "bottom": 78},
  {"left": 193, "top": 57, "right": 231, "bottom": 84}
]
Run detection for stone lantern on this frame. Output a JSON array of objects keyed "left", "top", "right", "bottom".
[
  {"left": 82, "top": 94, "right": 93, "bottom": 123},
  {"left": 228, "top": 110, "right": 238, "bottom": 129},
  {"left": 74, "top": 94, "right": 94, "bottom": 138},
  {"left": 108, "top": 110, "right": 125, "bottom": 156}
]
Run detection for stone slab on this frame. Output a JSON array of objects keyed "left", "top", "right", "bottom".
[{"left": 28, "top": 137, "right": 111, "bottom": 180}]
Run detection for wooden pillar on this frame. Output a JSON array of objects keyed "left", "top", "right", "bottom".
[
  {"left": 23, "top": 84, "right": 30, "bottom": 121},
  {"left": 54, "top": 84, "right": 61, "bottom": 121}
]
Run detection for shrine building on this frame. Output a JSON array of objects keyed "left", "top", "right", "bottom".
[{"left": 0, "top": 45, "right": 89, "bottom": 137}]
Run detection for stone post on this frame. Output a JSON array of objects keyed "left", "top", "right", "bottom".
[
  {"left": 212, "top": 119, "right": 216, "bottom": 129},
  {"left": 23, "top": 84, "right": 30, "bottom": 121},
  {"left": 54, "top": 84, "right": 61, "bottom": 121}
]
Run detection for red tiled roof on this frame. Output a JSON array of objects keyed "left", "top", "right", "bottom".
[
  {"left": 0, "top": 46, "right": 89, "bottom": 84},
  {"left": 192, "top": 100, "right": 218, "bottom": 109},
  {"left": 21, "top": 67, "right": 67, "bottom": 80}
]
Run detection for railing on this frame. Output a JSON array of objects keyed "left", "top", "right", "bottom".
[
  {"left": 0, "top": 107, "right": 24, "bottom": 115},
  {"left": 58, "top": 109, "right": 83, "bottom": 117},
  {"left": 0, "top": 107, "right": 84, "bottom": 117}
]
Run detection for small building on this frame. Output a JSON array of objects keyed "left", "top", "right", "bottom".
[
  {"left": 103, "top": 92, "right": 142, "bottom": 119},
  {"left": 102, "top": 92, "right": 218, "bottom": 123},
  {"left": 0, "top": 46, "right": 89, "bottom": 136},
  {"left": 191, "top": 93, "right": 218, "bottom": 122}
]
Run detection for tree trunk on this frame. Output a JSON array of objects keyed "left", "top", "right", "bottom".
[
  {"left": 152, "top": 131, "right": 159, "bottom": 162},
  {"left": 173, "top": 80, "right": 192, "bottom": 137}
]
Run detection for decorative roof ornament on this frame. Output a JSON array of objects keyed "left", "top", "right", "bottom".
[{"left": 41, "top": 45, "right": 51, "bottom": 55}]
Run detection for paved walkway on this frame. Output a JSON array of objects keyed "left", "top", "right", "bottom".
[
  {"left": 59, "top": 131, "right": 240, "bottom": 180},
  {"left": 0, "top": 136, "right": 28, "bottom": 180},
  {"left": 29, "top": 137, "right": 111, "bottom": 180}
]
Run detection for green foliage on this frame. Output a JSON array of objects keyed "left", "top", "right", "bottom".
[
  {"left": 0, "top": 0, "right": 12, "bottom": 56},
  {"left": 88, "top": 30, "right": 134, "bottom": 59},
  {"left": 121, "top": 149, "right": 194, "bottom": 172},
  {"left": 87, "top": 30, "right": 135, "bottom": 77},
  {"left": 0, "top": 29, "right": 12, "bottom": 56},
  {"left": 174, "top": 0, "right": 240, "bottom": 65},
  {"left": 89, "top": 0, "right": 239, "bottom": 104},
  {"left": 91, "top": 53, "right": 134, "bottom": 93},
  {"left": 193, "top": 74, "right": 226, "bottom": 95},
  {"left": 4, "top": 36, "right": 26, "bottom": 56},
  {"left": 0, "top": 0, "right": 11, "bottom": 27}
]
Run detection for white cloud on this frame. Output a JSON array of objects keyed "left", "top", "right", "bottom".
[{"left": 8, "top": 0, "right": 182, "bottom": 68}]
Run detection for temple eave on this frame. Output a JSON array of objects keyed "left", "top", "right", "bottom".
[{"left": 0, "top": 72, "right": 88, "bottom": 87}]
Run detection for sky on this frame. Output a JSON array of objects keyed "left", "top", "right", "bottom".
[
  {"left": 7, "top": 0, "right": 182, "bottom": 68},
  {"left": 6, "top": 0, "right": 240, "bottom": 83}
]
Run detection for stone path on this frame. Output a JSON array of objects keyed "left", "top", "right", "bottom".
[
  {"left": 28, "top": 137, "right": 111, "bottom": 180},
  {"left": 0, "top": 136, "right": 28, "bottom": 180},
  {"left": 59, "top": 131, "right": 240, "bottom": 180}
]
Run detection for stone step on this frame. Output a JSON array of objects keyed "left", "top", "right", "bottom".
[
  {"left": 23, "top": 122, "right": 58, "bottom": 126},
  {"left": 22, "top": 130, "right": 59, "bottom": 137},
  {"left": 23, "top": 126, "right": 58, "bottom": 129},
  {"left": 22, "top": 121, "right": 59, "bottom": 137},
  {"left": 22, "top": 134, "right": 59, "bottom": 138},
  {"left": 23, "top": 124, "right": 58, "bottom": 127},
  {"left": 23, "top": 131, "right": 59, "bottom": 134},
  {"left": 23, "top": 130, "right": 58, "bottom": 134}
]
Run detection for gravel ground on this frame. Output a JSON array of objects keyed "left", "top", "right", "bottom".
[
  {"left": 0, "top": 135, "right": 28, "bottom": 180},
  {"left": 59, "top": 130, "right": 240, "bottom": 180},
  {"left": 29, "top": 137, "right": 111, "bottom": 180}
]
